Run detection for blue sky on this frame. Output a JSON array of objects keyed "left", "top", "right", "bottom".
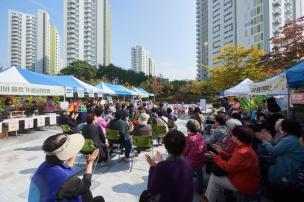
[{"left": 0, "top": 0, "right": 197, "bottom": 80}]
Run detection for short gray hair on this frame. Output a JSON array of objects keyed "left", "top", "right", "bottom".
[
  {"left": 226, "top": 118, "right": 242, "bottom": 129},
  {"left": 186, "top": 119, "right": 201, "bottom": 133}
]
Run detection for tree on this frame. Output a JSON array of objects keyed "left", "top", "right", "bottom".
[
  {"left": 60, "top": 60, "right": 97, "bottom": 82},
  {"left": 260, "top": 17, "right": 304, "bottom": 71},
  {"left": 97, "top": 64, "right": 148, "bottom": 86},
  {"left": 209, "top": 44, "right": 267, "bottom": 92}
]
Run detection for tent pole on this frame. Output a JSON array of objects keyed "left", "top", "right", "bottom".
[{"left": 287, "top": 88, "right": 291, "bottom": 119}]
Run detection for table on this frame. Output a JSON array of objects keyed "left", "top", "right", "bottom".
[{"left": 0, "top": 113, "right": 59, "bottom": 138}]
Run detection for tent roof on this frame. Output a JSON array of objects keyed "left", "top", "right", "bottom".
[
  {"left": 0, "top": 67, "right": 62, "bottom": 86},
  {"left": 286, "top": 61, "right": 304, "bottom": 88},
  {"left": 0, "top": 67, "right": 65, "bottom": 96},
  {"left": 224, "top": 78, "right": 254, "bottom": 97},
  {"left": 44, "top": 75, "right": 98, "bottom": 92},
  {"left": 133, "top": 87, "right": 154, "bottom": 97},
  {"left": 95, "top": 82, "right": 136, "bottom": 96}
]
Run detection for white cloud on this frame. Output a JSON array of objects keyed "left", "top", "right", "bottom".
[{"left": 29, "top": 0, "right": 47, "bottom": 9}]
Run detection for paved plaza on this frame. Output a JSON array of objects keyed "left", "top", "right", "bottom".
[{"left": 0, "top": 119, "right": 201, "bottom": 202}]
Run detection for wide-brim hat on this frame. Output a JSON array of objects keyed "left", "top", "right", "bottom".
[
  {"left": 47, "top": 134, "right": 85, "bottom": 161},
  {"left": 138, "top": 113, "right": 150, "bottom": 125}
]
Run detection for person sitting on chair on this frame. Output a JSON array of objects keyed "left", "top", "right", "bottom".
[
  {"left": 28, "top": 133, "right": 105, "bottom": 202},
  {"left": 132, "top": 113, "right": 152, "bottom": 136},
  {"left": 140, "top": 130, "right": 194, "bottom": 202},
  {"left": 204, "top": 126, "right": 260, "bottom": 202},
  {"left": 82, "top": 113, "right": 109, "bottom": 163},
  {"left": 108, "top": 112, "right": 132, "bottom": 162}
]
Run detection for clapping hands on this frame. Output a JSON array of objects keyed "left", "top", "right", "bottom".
[{"left": 145, "top": 150, "right": 163, "bottom": 167}]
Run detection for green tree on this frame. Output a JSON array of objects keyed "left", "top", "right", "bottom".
[
  {"left": 97, "top": 64, "right": 148, "bottom": 86},
  {"left": 60, "top": 60, "right": 97, "bottom": 82},
  {"left": 209, "top": 44, "right": 268, "bottom": 92}
]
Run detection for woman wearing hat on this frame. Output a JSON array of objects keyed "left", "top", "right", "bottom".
[{"left": 28, "top": 133, "right": 105, "bottom": 202}]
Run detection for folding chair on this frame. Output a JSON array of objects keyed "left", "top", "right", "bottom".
[
  {"left": 107, "top": 129, "right": 122, "bottom": 159},
  {"left": 168, "top": 120, "right": 175, "bottom": 130},
  {"left": 130, "top": 135, "right": 153, "bottom": 172},
  {"left": 78, "top": 139, "right": 99, "bottom": 173},
  {"left": 60, "top": 124, "right": 73, "bottom": 134},
  {"left": 152, "top": 125, "right": 167, "bottom": 145}
]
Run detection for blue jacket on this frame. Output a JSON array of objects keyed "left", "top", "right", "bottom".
[
  {"left": 263, "top": 135, "right": 304, "bottom": 184},
  {"left": 28, "top": 161, "right": 82, "bottom": 202}
]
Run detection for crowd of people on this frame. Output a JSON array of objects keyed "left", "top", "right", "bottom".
[{"left": 27, "top": 97, "right": 304, "bottom": 202}]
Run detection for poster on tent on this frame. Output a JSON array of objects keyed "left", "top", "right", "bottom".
[
  {"left": 60, "top": 102, "right": 69, "bottom": 110},
  {"left": 8, "top": 120, "right": 19, "bottom": 132},
  {"left": 49, "top": 114, "right": 57, "bottom": 125},
  {"left": 37, "top": 116, "right": 45, "bottom": 127},
  {"left": 88, "top": 89, "right": 94, "bottom": 97},
  {"left": 24, "top": 118, "right": 34, "bottom": 129},
  {"left": 250, "top": 74, "right": 288, "bottom": 95},
  {"left": 291, "top": 93, "right": 304, "bottom": 105},
  {"left": 97, "top": 90, "right": 103, "bottom": 98},
  {"left": 65, "top": 87, "right": 73, "bottom": 98},
  {"left": 199, "top": 99, "right": 206, "bottom": 111},
  {"left": 77, "top": 88, "right": 84, "bottom": 98},
  {"left": 0, "top": 83, "right": 64, "bottom": 96}
]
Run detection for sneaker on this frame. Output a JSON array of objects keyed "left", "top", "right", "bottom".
[{"left": 123, "top": 157, "right": 131, "bottom": 162}]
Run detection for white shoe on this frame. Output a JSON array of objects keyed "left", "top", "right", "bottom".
[{"left": 123, "top": 157, "right": 131, "bottom": 162}]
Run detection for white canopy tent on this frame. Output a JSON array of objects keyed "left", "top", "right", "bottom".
[
  {"left": 224, "top": 78, "right": 254, "bottom": 97},
  {"left": 0, "top": 67, "right": 65, "bottom": 96}
]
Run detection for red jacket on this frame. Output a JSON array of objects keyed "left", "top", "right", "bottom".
[{"left": 214, "top": 144, "right": 260, "bottom": 195}]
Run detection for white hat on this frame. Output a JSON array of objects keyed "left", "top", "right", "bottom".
[
  {"left": 226, "top": 118, "right": 242, "bottom": 129},
  {"left": 138, "top": 113, "right": 150, "bottom": 125},
  {"left": 46, "top": 133, "right": 85, "bottom": 161}
]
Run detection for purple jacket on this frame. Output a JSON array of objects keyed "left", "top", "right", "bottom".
[{"left": 148, "top": 158, "right": 194, "bottom": 202}]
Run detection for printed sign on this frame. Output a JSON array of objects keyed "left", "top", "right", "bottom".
[
  {"left": 77, "top": 88, "right": 84, "bottom": 98},
  {"left": 97, "top": 90, "right": 103, "bottom": 98},
  {"left": 251, "top": 74, "right": 288, "bottom": 95},
  {"left": 24, "top": 118, "right": 34, "bottom": 129},
  {"left": 37, "top": 116, "right": 45, "bottom": 127},
  {"left": 8, "top": 120, "right": 19, "bottom": 132},
  {"left": 49, "top": 114, "right": 57, "bottom": 125},
  {"left": 200, "top": 99, "right": 206, "bottom": 111},
  {"left": 60, "top": 102, "right": 69, "bottom": 110},
  {"left": 291, "top": 93, "right": 304, "bottom": 105},
  {"left": 88, "top": 89, "right": 95, "bottom": 97},
  {"left": 0, "top": 83, "right": 64, "bottom": 96},
  {"left": 65, "top": 87, "right": 73, "bottom": 98}
]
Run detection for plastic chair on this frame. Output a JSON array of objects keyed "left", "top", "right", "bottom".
[
  {"left": 167, "top": 120, "right": 175, "bottom": 130},
  {"left": 130, "top": 135, "right": 153, "bottom": 172},
  {"left": 60, "top": 124, "right": 72, "bottom": 134},
  {"left": 78, "top": 139, "right": 99, "bottom": 173},
  {"left": 107, "top": 129, "right": 121, "bottom": 158},
  {"left": 152, "top": 125, "right": 167, "bottom": 145}
]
